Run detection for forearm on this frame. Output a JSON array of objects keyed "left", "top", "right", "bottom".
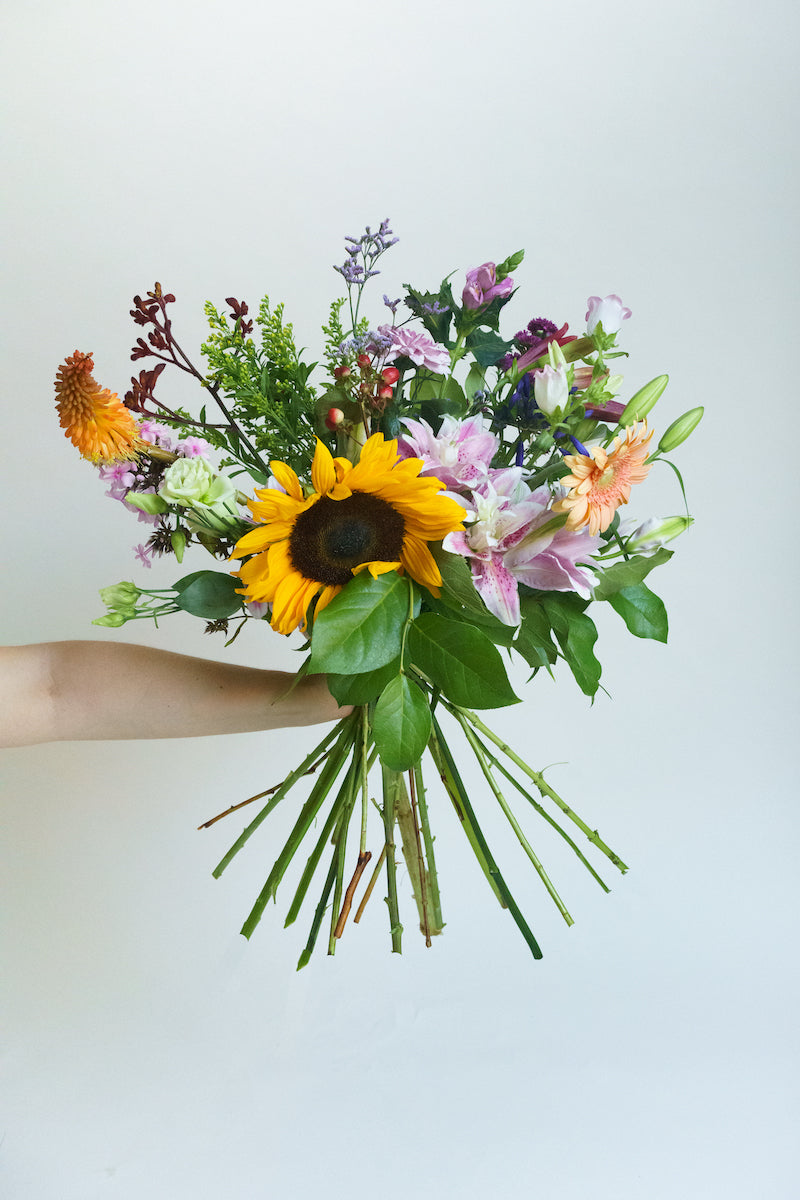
[{"left": 1, "top": 642, "right": 350, "bottom": 747}]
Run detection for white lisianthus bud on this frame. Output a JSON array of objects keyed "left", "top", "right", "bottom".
[{"left": 532, "top": 363, "right": 569, "bottom": 418}]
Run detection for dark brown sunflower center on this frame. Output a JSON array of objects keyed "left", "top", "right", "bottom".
[{"left": 289, "top": 492, "right": 406, "bottom": 586}]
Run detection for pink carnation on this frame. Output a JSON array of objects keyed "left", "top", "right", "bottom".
[{"left": 381, "top": 326, "right": 451, "bottom": 374}]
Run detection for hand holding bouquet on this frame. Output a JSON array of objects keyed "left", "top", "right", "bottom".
[{"left": 55, "top": 220, "right": 701, "bottom": 966}]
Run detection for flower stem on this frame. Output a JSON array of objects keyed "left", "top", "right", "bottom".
[
  {"left": 430, "top": 715, "right": 543, "bottom": 960},
  {"left": 448, "top": 704, "right": 628, "bottom": 874},
  {"left": 353, "top": 844, "right": 387, "bottom": 924},
  {"left": 212, "top": 715, "right": 353, "bottom": 879},
  {"left": 453, "top": 709, "right": 574, "bottom": 926},
  {"left": 381, "top": 765, "right": 403, "bottom": 954}
]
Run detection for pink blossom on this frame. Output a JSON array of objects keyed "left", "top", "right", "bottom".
[
  {"left": 133, "top": 543, "right": 153, "bottom": 568},
  {"left": 462, "top": 263, "right": 514, "bottom": 311},
  {"left": 380, "top": 325, "right": 451, "bottom": 374},
  {"left": 585, "top": 295, "right": 631, "bottom": 336},
  {"left": 138, "top": 420, "right": 176, "bottom": 451},
  {"left": 397, "top": 415, "right": 499, "bottom": 490},
  {"left": 444, "top": 482, "right": 599, "bottom": 625},
  {"left": 178, "top": 436, "right": 212, "bottom": 457}
]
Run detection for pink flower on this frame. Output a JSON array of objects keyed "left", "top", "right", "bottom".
[
  {"left": 397, "top": 415, "right": 499, "bottom": 490},
  {"left": 462, "top": 263, "right": 514, "bottom": 311},
  {"left": 178, "top": 436, "right": 212, "bottom": 457},
  {"left": 585, "top": 295, "right": 631, "bottom": 336},
  {"left": 381, "top": 326, "right": 451, "bottom": 374},
  {"left": 133, "top": 543, "right": 153, "bottom": 568},
  {"left": 444, "top": 481, "right": 599, "bottom": 625}
]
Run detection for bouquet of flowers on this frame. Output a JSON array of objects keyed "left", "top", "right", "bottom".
[{"left": 55, "top": 220, "right": 701, "bottom": 966}]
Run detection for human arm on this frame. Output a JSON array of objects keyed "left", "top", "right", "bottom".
[{"left": 0, "top": 641, "right": 351, "bottom": 748}]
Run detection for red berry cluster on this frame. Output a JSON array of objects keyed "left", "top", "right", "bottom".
[{"left": 325, "top": 357, "right": 400, "bottom": 430}]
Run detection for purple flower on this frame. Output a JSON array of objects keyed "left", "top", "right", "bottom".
[
  {"left": 133, "top": 543, "right": 153, "bottom": 569},
  {"left": 462, "top": 263, "right": 514, "bottom": 311},
  {"left": 397, "top": 415, "right": 499, "bottom": 490},
  {"left": 380, "top": 326, "right": 451, "bottom": 374},
  {"left": 138, "top": 420, "right": 176, "bottom": 451},
  {"left": 585, "top": 295, "right": 631, "bottom": 336},
  {"left": 177, "top": 436, "right": 212, "bottom": 457}
]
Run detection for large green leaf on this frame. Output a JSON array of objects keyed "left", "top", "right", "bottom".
[
  {"left": 515, "top": 597, "right": 558, "bottom": 669},
  {"left": 407, "top": 614, "right": 519, "bottom": 708},
  {"left": 308, "top": 571, "right": 410, "bottom": 674},
  {"left": 464, "top": 328, "right": 514, "bottom": 368},
  {"left": 173, "top": 570, "right": 244, "bottom": 619},
  {"left": 541, "top": 594, "right": 601, "bottom": 697},
  {"left": 592, "top": 549, "right": 673, "bottom": 601},
  {"left": 327, "top": 657, "right": 401, "bottom": 706},
  {"left": 608, "top": 583, "right": 669, "bottom": 642},
  {"left": 372, "top": 675, "right": 432, "bottom": 770},
  {"left": 431, "top": 546, "right": 515, "bottom": 643}
]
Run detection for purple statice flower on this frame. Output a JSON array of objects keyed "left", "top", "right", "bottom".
[
  {"left": 335, "top": 220, "right": 398, "bottom": 285},
  {"left": 398, "top": 415, "right": 499, "bottom": 491},
  {"left": 422, "top": 300, "right": 450, "bottom": 315},
  {"left": 444, "top": 478, "right": 599, "bottom": 626},
  {"left": 383, "top": 294, "right": 402, "bottom": 314},
  {"left": 379, "top": 325, "right": 451, "bottom": 374},
  {"left": 462, "top": 263, "right": 514, "bottom": 311}
]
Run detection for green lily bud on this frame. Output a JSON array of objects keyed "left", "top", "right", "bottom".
[
  {"left": 658, "top": 406, "right": 704, "bottom": 453},
  {"left": 98, "top": 581, "right": 141, "bottom": 613},
  {"left": 617, "top": 374, "right": 669, "bottom": 425},
  {"left": 626, "top": 516, "right": 693, "bottom": 554}
]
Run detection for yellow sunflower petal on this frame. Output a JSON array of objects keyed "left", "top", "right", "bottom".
[
  {"left": 269, "top": 460, "right": 303, "bottom": 501},
  {"left": 400, "top": 535, "right": 442, "bottom": 592},
  {"left": 311, "top": 438, "right": 336, "bottom": 495},
  {"left": 352, "top": 560, "right": 402, "bottom": 579}
]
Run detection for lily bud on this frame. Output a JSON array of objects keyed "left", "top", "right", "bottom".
[
  {"left": 171, "top": 529, "right": 187, "bottom": 563},
  {"left": 617, "top": 374, "right": 669, "bottom": 425},
  {"left": 532, "top": 363, "right": 569, "bottom": 418},
  {"left": 658, "top": 406, "right": 704, "bottom": 453},
  {"left": 625, "top": 515, "right": 693, "bottom": 554}
]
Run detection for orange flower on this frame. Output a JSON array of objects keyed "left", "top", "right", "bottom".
[
  {"left": 553, "top": 421, "right": 654, "bottom": 536},
  {"left": 55, "top": 351, "right": 141, "bottom": 463}
]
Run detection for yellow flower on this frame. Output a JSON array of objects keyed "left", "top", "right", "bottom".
[
  {"left": 55, "top": 351, "right": 141, "bottom": 463},
  {"left": 233, "top": 434, "right": 465, "bottom": 635},
  {"left": 553, "top": 421, "right": 654, "bottom": 537}
]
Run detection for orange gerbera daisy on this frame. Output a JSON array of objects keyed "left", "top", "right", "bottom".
[
  {"left": 553, "top": 421, "right": 654, "bottom": 537},
  {"left": 55, "top": 351, "right": 141, "bottom": 463},
  {"left": 233, "top": 434, "right": 465, "bottom": 635}
]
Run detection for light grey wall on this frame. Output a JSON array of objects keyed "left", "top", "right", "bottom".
[{"left": 2, "top": 1, "right": 798, "bottom": 1197}]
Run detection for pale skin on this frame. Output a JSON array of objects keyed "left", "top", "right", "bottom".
[{"left": 0, "top": 642, "right": 351, "bottom": 749}]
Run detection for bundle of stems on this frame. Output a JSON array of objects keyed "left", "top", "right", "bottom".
[{"left": 202, "top": 698, "right": 627, "bottom": 968}]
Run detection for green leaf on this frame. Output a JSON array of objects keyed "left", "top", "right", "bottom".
[
  {"left": 592, "top": 548, "right": 673, "bottom": 601},
  {"left": 408, "top": 614, "right": 519, "bottom": 708},
  {"left": 327, "top": 657, "right": 401, "bottom": 706},
  {"left": 515, "top": 597, "right": 558, "bottom": 668},
  {"left": 372, "top": 675, "right": 432, "bottom": 771},
  {"left": 607, "top": 582, "right": 668, "bottom": 642},
  {"left": 308, "top": 572, "right": 410, "bottom": 674},
  {"left": 464, "top": 328, "right": 514, "bottom": 368},
  {"left": 173, "top": 570, "right": 243, "bottom": 619},
  {"left": 541, "top": 594, "right": 601, "bottom": 697}
]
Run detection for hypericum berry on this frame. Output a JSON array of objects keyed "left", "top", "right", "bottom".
[
  {"left": 356, "top": 353, "right": 371, "bottom": 370},
  {"left": 333, "top": 365, "right": 351, "bottom": 380},
  {"left": 380, "top": 366, "right": 400, "bottom": 385},
  {"left": 377, "top": 384, "right": 393, "bottom": 401},
  {"left": 324, "top": 407, "right": 345, "bottom": 431}
]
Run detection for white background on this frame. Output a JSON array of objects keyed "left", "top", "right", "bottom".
[{"left": 2, "top": 1, "right": 798, "bottom": 1196}]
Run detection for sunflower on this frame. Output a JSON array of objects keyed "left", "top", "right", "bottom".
[
  {"left": 233, "top": 434, "right": 465, "bottom": 635},
  {"left": 553, "top": 421, "right": 653, "bottom": 537},
  {"left": 55, "top": 351, "right": 141, "bottom": 463}
]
